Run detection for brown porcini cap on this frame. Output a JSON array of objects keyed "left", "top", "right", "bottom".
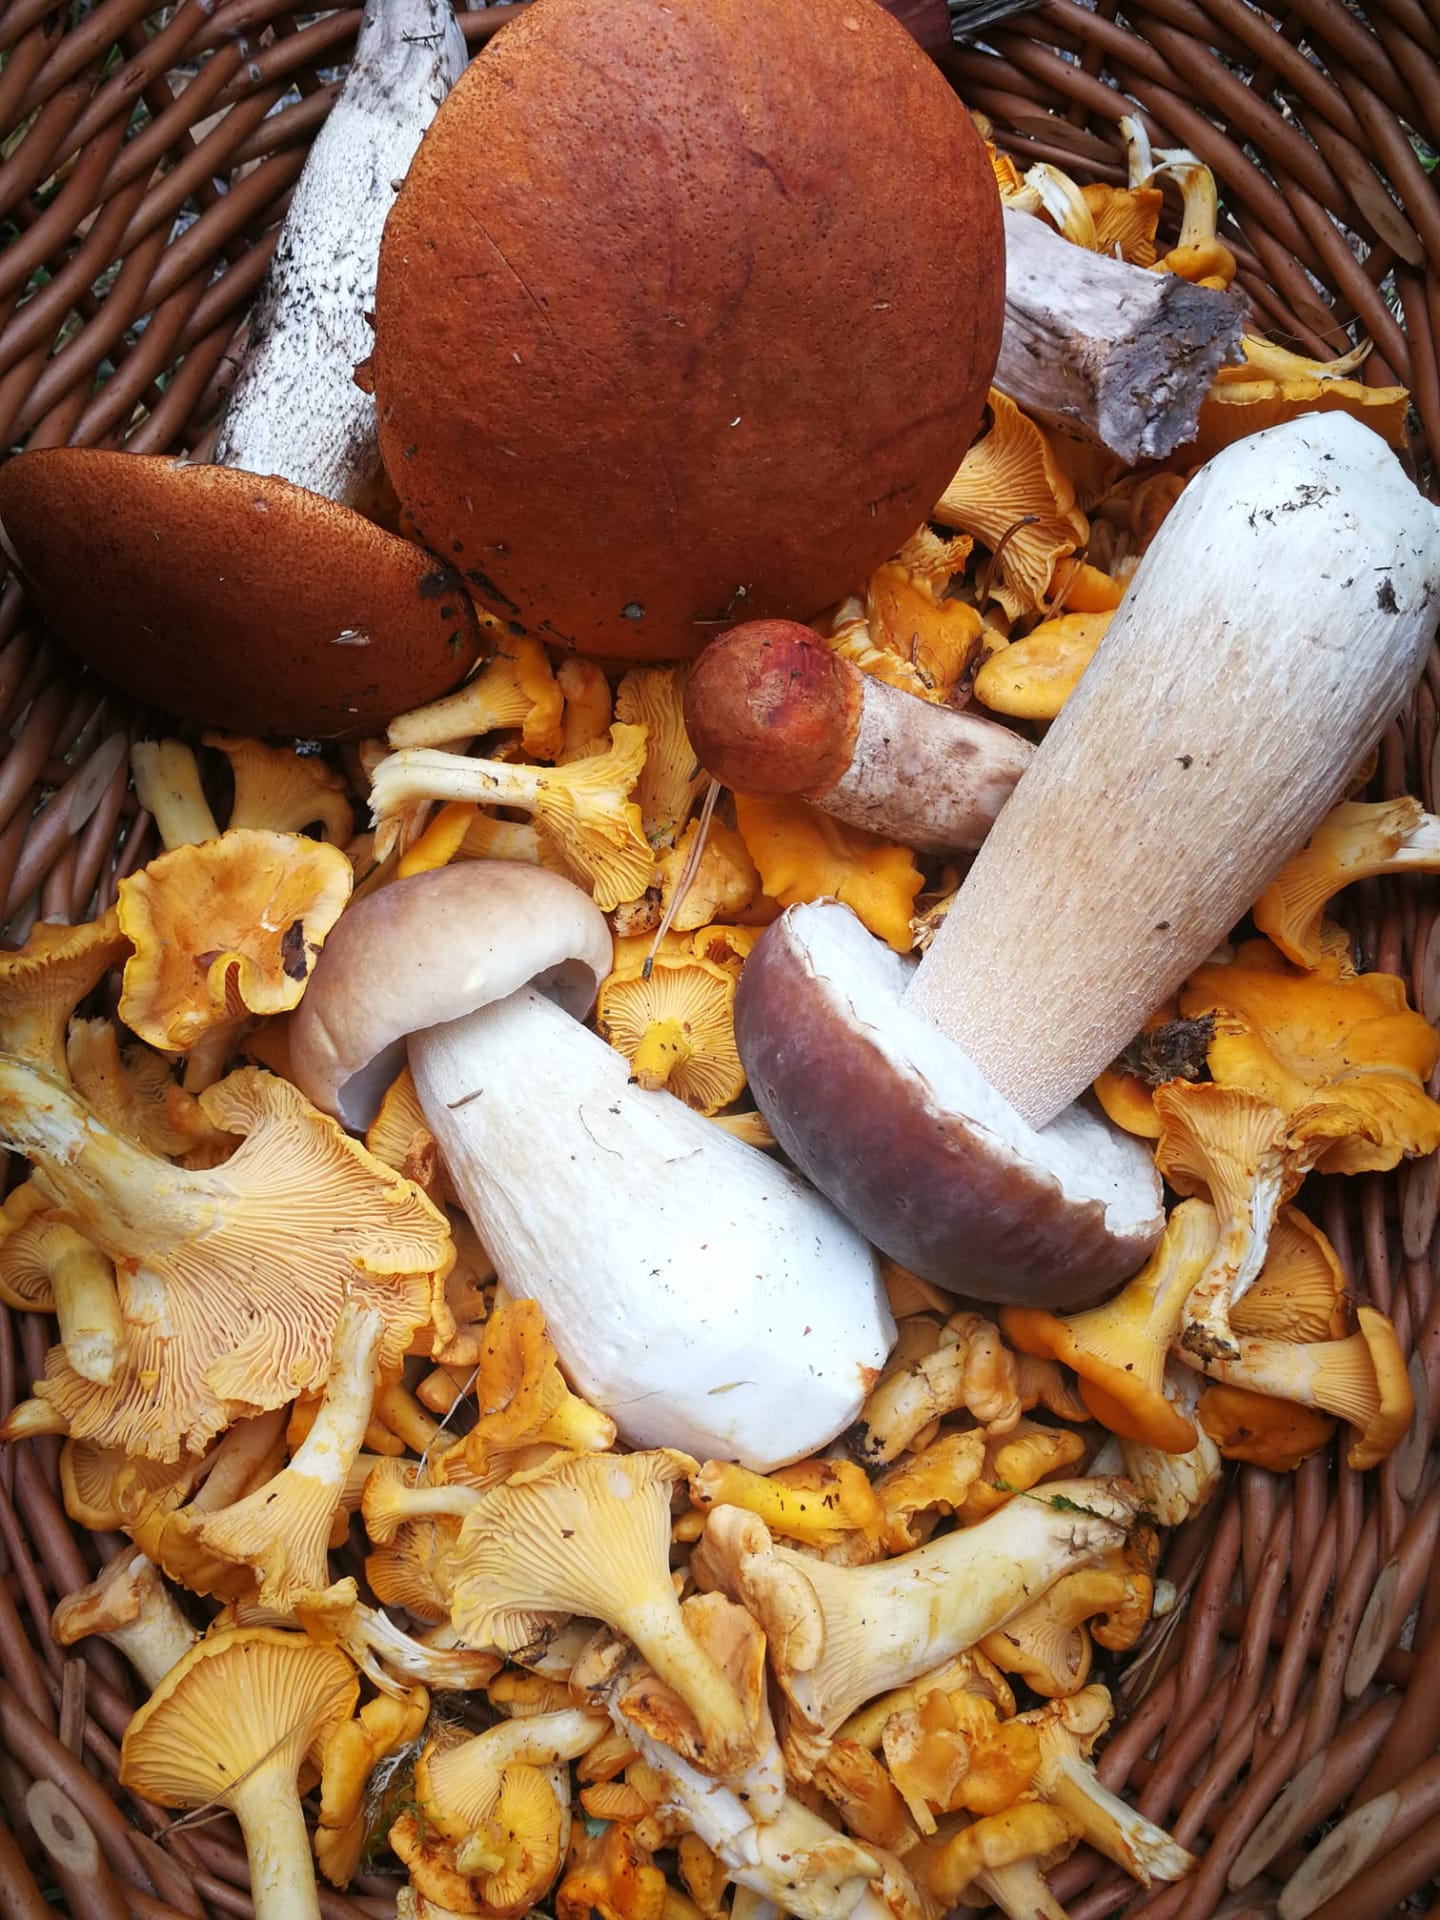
[
  {"left": 289, "top": 864, "right": 614, "bottom": 1129},
  {"left": 0, "top": 450, "right": 484, "bottom": 740},
  {"left": 734, "top": 901, "right": 1164, "bottom": 1310}
]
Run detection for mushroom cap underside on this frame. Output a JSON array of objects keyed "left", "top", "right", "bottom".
[
  {"left": 0, "top": 450, "right": 483, "bottom": 740},
  {"left": 289, "top": 863, "right": 614, "bottom": 1129},
  {"left": 734, "top": 901, "right": 1165, "bottom": 1309}
]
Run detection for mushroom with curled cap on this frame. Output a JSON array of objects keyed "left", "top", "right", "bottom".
[
  {"left": 288, "top": 862, "right": 893, "bottom": 1471},
  {"left": 119, "top": 1629, "right": 359, "bottom": 1920},
  {"left": 0, "top": 0, "right": 480, "bottom": 740},
  {"left": 0, "top": 1061, "right": 449, "bottom": 1460},
  {"left": 51, "top": 1547, "right": 198, "bottom": 1689},
  {"left": 735, "top": 413, "right": 1440, "bottom": 1309}
]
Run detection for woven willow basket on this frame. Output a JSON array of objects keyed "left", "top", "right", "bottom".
[{"left": 2, "top": 2, "right": 1440, "bottom": 1917}]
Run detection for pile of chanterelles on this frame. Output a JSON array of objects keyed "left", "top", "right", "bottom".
[{"left": 0, "top": 110, "right": 1437, "bottom": 1920}]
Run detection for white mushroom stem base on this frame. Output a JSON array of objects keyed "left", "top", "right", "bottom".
[{"left": 408, "top": 986, "right": 894, "bottom": 1470}]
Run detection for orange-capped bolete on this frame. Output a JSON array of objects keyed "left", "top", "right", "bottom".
[
  {"left": 0, "top": 0, "right": 480, "bottom": 740},
  {"left": 370, "top": 0, "right": 1005, "bottom": 660}
]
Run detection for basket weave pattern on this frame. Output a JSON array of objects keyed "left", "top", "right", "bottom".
[{"left": 1, "top": 3, "right": 1440, "bottom": 1917}]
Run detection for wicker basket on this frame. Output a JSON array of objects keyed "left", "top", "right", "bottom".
[{"left": 1, "top": 3, "right": 1439, "bottom": 1917}]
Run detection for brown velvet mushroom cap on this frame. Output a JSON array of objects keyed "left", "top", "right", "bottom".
[
  {"left": 289, "top": 864, "right": 614, "bottom": 1130},
  {"left": 734, "top": 902, "right": 1164, "bottom": 1309},
  {"left": 370, "top": 0, "right": 1004, "bottom": 660},
  {"left": 0, "top": 451, "right": 483, "bottom": 739}
]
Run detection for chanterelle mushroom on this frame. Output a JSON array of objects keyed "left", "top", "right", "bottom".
[
  {"left": 289, "top": 863, "right": 892, "bottom": 1469},
  {"left": 0, "top": 1062, "right": 449, "bottom": 1458},
  {"left": 118, "top": 1629, "right": 358, "bottom": 1920},
  {"left": 0, "top": 0, "right": 479, "bottom": 738},
  {"left": 736, "top": 413, "right": 1440, "bottom": 1306}
]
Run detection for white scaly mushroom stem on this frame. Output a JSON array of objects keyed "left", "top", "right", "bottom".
[
  {"left": 408, "top": 986, "right": 893, "bottom": 1470},
  {"left": 212, "top": 0, "right": 466, "bottom": 503},
  {"left": 906, "top": 414, "right": 1440, "bottom": 1131}
]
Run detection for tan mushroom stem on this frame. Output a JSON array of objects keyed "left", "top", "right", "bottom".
[
  {"left": 903, "top": 415, "right": 1440, "bottom": 1131},
  {"left": 683, "top": 620, "right": 1031, "bottom": 853},
  {"left": 691, "top": 1478, "right": 1139, "bottom": 1771},
  {"left": 51, "top": 1549, "right": 198, "bottom": 1689}
]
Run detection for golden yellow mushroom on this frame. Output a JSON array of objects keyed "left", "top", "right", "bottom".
[
  {"left": 733, "top": 791, "right": 922, "bottom": 954},
  {"left": 973, "top": 609, "right": 1112, "bottom": 720}
]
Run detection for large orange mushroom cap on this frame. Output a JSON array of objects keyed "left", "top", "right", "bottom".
[
  {"left": 0, "top": 452, "right": 483, "bottom": 739},
  {"left": 370, "top": 0, "right": 1004, "bottom": 660}
]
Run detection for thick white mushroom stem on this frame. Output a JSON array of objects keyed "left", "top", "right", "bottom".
[
  {"left": 408, "top": 987, "right": 892, "bottom": 1469},
  {"left": 212, "top": 0, "right": 466, "bottom": 502},
  {"left": 905, "top": 414, "right": 1440, "bottom": 1131}
]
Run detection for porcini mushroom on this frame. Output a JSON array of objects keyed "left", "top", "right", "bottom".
[
  {"left": 683, "top": 619, "right": 1031, "bottom": 852},
  {"left": 288, "top": 862, "right": 892, "bottom": 1470},
  {"left": 0, "top": 0, "right": 479, "bottom": 738},
  {"left": 737, "top": 414, "right": 1440, "bottom": 1306},
  {"left": 735, "top": 899, "right": 1164, "bottom": 1308}
]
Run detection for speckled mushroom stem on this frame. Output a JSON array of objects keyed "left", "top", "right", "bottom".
[
  {"left": 904, "top": 413, "right": 1440, "bottom": 1132},
  {"left": 212, "top": 0, "right": 467, "bottom": 503}
]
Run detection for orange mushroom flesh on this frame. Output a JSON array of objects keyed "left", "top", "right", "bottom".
[
  {"left": 1176, "top": 1305, "right": 1413, "bottom": 1472},
  {"left": 1180, "top": 938, "right": 1440, "bottom": 1178}
]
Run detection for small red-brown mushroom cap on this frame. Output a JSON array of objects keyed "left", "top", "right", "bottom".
[
  {"left": 0, "top": 451, "right": 484, "bottom": 739},
  {"left": 734, "top": 900, "right": 1164, "bottom": 1308}
]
